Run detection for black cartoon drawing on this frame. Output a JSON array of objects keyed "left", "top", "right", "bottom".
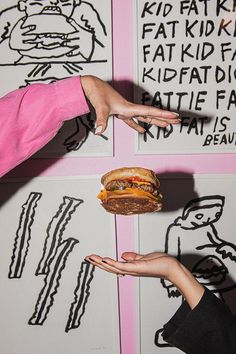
[
  {"left": 161, "top": 195, "right": 236, "bottom": 297},
  {"left": 8, "top": 192, "right": 96, "bottom": 332},
  {"left": 29, "top": 237, "right": 79, "bottom": 325},
  {"left": 156, "top": 195, "right": 236, "bottom": 348},
  {"left": 64, "top": 114, "right": 92, "bottom": 152},
  {"left": 63, "top": 112, "right": 108, "bottom": 152},
  {"left": 0, "top": 0, "right": 107, "bottom": 67},
  {"left": 8, "top": 192, "right": 42, "bottom": 279},
  {"left": 66, "top": 260, "right": 95, "bottom": 332},
  {"left": 36, "top": 196, "right": 83, "bottom": 275}
]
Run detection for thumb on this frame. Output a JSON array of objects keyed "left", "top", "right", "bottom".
[
  {"left": 122, "top": 252, "right": 142, "bottom": 261},
  {"left": 95, "top": 113, "right": 109, "bottom": 135}
]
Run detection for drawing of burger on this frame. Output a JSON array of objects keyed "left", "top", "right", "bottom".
[{"left": 17, "top": 14, "right": 77, "bottom": 58}]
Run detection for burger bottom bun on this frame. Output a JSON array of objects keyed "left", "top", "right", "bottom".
[{"left": 101, "top": 196, "right": 163, "bottom": 215}]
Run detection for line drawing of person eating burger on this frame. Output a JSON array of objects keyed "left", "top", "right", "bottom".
[{"left": 0, "top": 0, "right": 107, "bottom": 72}]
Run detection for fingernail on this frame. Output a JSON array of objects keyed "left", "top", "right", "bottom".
[
  {"left": 95, "top": 125, "right": 103, "bottom": 135},
  {"left": 171, "top": 112, "right": 179, "bottom": 117}
]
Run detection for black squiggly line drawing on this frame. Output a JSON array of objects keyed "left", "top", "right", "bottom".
[
  {"left": 29, "top": 238, "right": 79, "bottom": 325},
  {"left": 65, "top": 261, "right": 95, "bottom": 332},
  {"left": 8, "top": 192, "right": 42, "bottom": 279},
  {"left": 36, "top": 196, "right": 83, "bottom": 275},
  {"left": 64, "top": 115, "right": 92, "bottom": 152},
  {"left": 28, "top": 63, "right": 52, "bottom": 78},
  {"left": 192, "top": 255, "right": 228, "bottom": 286}
]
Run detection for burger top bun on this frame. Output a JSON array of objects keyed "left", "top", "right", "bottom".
[
  {"left": 101, "top": 167, "right": 160, "bottom": 188},
  {"left": 23, "top": 14, "right": 75, "bottom": 35}
]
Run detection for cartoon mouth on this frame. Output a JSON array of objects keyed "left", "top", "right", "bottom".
[
  {"left": 190, "top": 221, "right": 209, "bottom": 228},
  {"left": 190, "top": 221, "right": 200, "bottom": 228},
  {"left": 41, "top": 6, "right": 61, "bottom": 14}
]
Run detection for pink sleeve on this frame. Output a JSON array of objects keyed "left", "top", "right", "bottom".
[{"left": 0, "top": 76, "right": 90, "bottom": 177}]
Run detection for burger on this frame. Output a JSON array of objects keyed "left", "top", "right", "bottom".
[
  {"left": 17, "top": 14, "right": 76, "bottom": 57},
  {"left": 97, "top": 167, "right": 163, "bottom": 215}
]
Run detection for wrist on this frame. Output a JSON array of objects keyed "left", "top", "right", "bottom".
[
  {"left": 167, "top": 258, "right": 184, "bottom": 285},
  {"left": 80, "top": 75, "right": 96, "bottom": 99},
  {"left": 171, "top": 262, "right": 205, "bottom": 309}
]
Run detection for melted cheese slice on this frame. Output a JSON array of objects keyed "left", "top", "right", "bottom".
[
  {"left": 130, "top": 180, "right": 151, "bottom": 185},
  {"left": 97, "top": 188, "right": 158, "bottom": 201}
]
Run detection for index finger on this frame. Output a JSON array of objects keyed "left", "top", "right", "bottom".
[
  {"left": 21, "top": 24, "right": 36, "bottom": 33},
  {"left": 86, "top": 255, "right": 126, "bottom": 275},
  {"left": 67, "top": 18, "right": 81, "bottom": 31},
  {"left": 123, "top": 118, "right": 146, "bottom": 133},
  {"left": 131, "top": 104, "right": 179, "bottom": 119}
]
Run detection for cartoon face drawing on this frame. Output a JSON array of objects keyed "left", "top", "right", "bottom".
[
  {"left": 182, "top": 205, "right": 223, "bottom": 228},
  {"left": 18, "top": 0, "right": 77, "bottom": 18},
  {"left": 179, "top": 196, "right": 225, "bottom": 229}
]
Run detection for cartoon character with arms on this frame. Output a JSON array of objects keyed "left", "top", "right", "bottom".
[
  {"left": 162, "top": 196, "right": 236, "bottom": 299},
  {"left": 0, "top": 0, "right": 106, "bottom": 64}
]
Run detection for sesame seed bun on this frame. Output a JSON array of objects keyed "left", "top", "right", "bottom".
[
  {"left": 23, "top": 14, "right": 75, "bottom": 35},
  {"left": 101, "top": 167, "right": 160, "bottom": 188}
]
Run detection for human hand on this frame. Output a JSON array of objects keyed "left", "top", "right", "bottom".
[
  {"left": 65, "top": 19, "right": 94, "bottom": 58},
  {"left": 80, "top": 76, "right": 180, "bottom": 134},
  {"left": 85, "top": 251, "right": 179, "bottom": 279},
  {"left": 10, "top": 19, "right": 37, "bottom": 51},
  {"left": 85, "top": 251, "right": 205, "bottom": 309},
  {"left": 216, "top": 243, "right": 236, "bottom": 262}
]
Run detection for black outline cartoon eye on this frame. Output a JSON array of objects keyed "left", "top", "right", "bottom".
[{"left": 195, "top": 213, "right": 204, "bottom": 220}]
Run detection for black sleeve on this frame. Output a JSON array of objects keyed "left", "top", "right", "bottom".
[{"left": 158, "top": 288, "right": 236, "bottom": 354}]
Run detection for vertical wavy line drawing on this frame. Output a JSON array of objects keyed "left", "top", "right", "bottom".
[
  {"left": 29, "top": 238, "right": 79, "bottom": 325},
  {"left": 65, "top": 261, "right": 95, "bottom": 332},
  {"left": 36, "top": 196, "right": 83, "bottom": 275},
  {"left": 8, "top": 192, "right": 42, "bottom": 279}
]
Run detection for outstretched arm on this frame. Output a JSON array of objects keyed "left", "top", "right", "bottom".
[
  {"left": 85, "top": 251, "right": 204, "bottom": 309},
  {"left": 86, "top": 251, "right": 236, "bottom": 353},
  {"left": 0, "top": 75, "right": 179, "bottom": 177}
]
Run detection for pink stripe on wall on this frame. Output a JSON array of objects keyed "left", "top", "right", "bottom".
[
  {"left": 115, "top": 215, "right": 136, "bottom": 354},
  {"left": 112, "top": 1, "right": 137, "bottom": 354}
]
